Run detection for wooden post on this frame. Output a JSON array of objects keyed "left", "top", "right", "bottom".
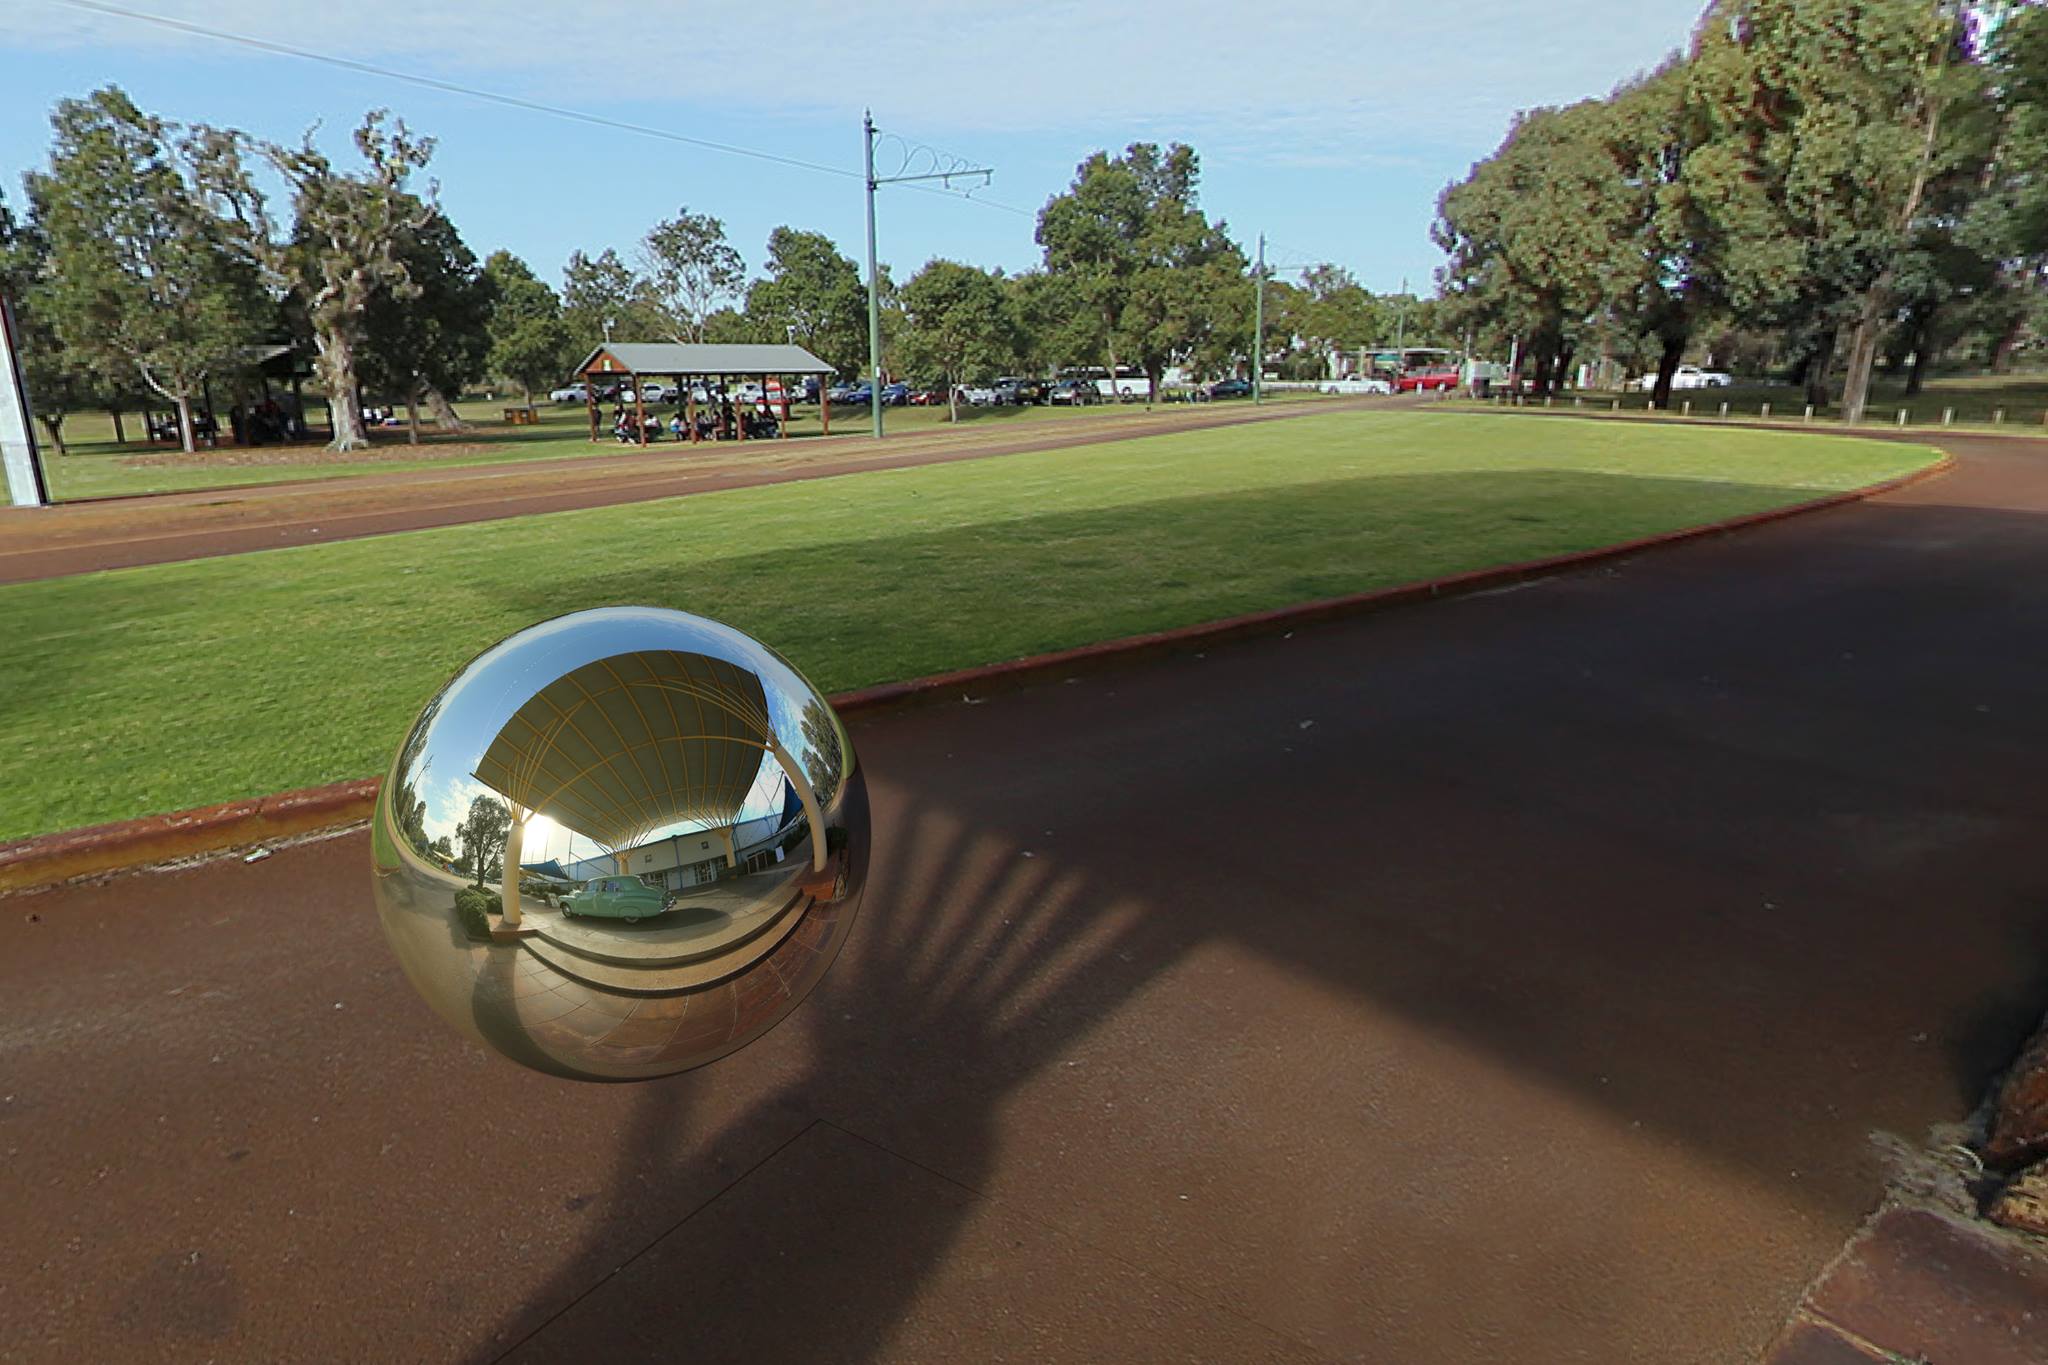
[
  {"left": 734, "top": 374, "right": 745, "bottom": 442},
  {"left": 821, "top": 382, "right": 831, "bottom": 436},
  {"left": 633, "top": 372, "right": 648, "bottom": 447},
  {"left": 687, "top": 379, "right": 699, "bottom": 444},
  {"left": 586, "top": 381, "right": 599, "bottom": 443}
]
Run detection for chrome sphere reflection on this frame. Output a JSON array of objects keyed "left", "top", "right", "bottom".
[{"left": 371, "top": 607, "right": 868, "bottom": 1082}]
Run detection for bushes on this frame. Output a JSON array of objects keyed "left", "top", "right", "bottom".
[{"left": 454, "top": 884, "right": 501, "bottom": 940}]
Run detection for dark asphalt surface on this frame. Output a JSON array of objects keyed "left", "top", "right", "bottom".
[{"left": 6, "top": 432, "right": 2048, "bottom": 1362}]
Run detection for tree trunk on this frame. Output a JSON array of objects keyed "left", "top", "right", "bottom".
[
  {"left": 318, "top": 331, "right": 371, "bottom": 452},
  {"left": 175, "top": 393, "right": 196, "bottom": 455},
  {"left": 519, "top": 381, "right": 532, "bottom": 408},
  {"left": 1990, "top": 311, "right": 2026, "bottom": 373},
  {"left": 421, "top": 381, "right": 469, "bottom": 432},
  {"left": 1839, "top": 284, "right": 1889, "bottom": 424},
  {"left": 110, "top": 408, "right": 125, "bottom": 444},
  {"left": 404, "top": 391, "right": 421, "bottom": 445},
  {"left": 1803, "top": 332, "right": 1836, "bottom": 410},
  {"left": 1651, "top": 333, "right": 1686, "bottom": 410},
  {"left": 947, "top": 371, "right": 960, "bottom": 424},
  {"left": 1904, "top": 314, "right": 1935, "bottom": 397},
  {"left": 37, "top": 413, "right": 67, "bottom": 456}
]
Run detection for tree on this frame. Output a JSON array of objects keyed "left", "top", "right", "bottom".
[
  {"left": 1038, "top": 142, "right": 1247, "bottom": 399},
  {"left": 27, "top": 87, "right": 262, "bottom": 453},
  {"left": 360, "top": 204, "right": 495, "bottom": 437},
  {"left": 744, "top": 227, "right": 868, "bottom": 377},
  {"left": 1686, "top": 0, "right": 1990, "bottom": 421},
  {"left": 482, "top": 251, "right": 572, "bottom": 405},
  {"left": 898, "top": 260, "right": 1016, "bottom": 420},
  {"left": 191, "top": 108, "right": 438, "bottom": 451},
  {"left": 640, "top": 208, "right": 745, "bottom": 343},
  {"left": 0, "top": 190, "right": 96, "bottom": 456},
  {"left": 457, "top": 793, "right": 512, "bottom": 889},
  {"left": 561, "top": 247, "right": 664, "bottom": 347},
  {"left": 1436, "top": 98, "right": 1643, "bottom": 395},
  {"left": 1967, "top": 2, "right": 2048, "bottom": 370}
]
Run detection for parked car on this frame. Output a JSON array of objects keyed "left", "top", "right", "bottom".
[
  {"left": 992, "top": 377, "right": 1045, "bottom": 405},
  {"left": 907, "top": 386, "right": 947, "bottom": 406},
  {"left": 956, "top": 384, "right": 997, "bottom": 407},
  {"left": 549, "top": 383, "right": 588, "bottom": 404},
  {"left": 562, "top": 876, "right": 670, "bottom": 923},
  {"left": 1634, "top": 364, "right": 1733, "bottom": 391},
  {"left": 880, "top": 382, "right": 911, "bottom": 407},
  {"left": 636, "top": 382, "right": 672, "bottom": 403},
  {"left": 1395, "top": 366, "right": 1462, "bottom": 393},
  {"left": 1046, "top": 379, "right": 1099, "bottom": 406},
  {"left": 1321, "top": 376, "right": 1393, "bottom": 396},
  {"left": 842, "top": 383, "right": 874, "bottom": 407},
  {"left": 1208, "top": 377, "right": 1254, "bottom": 400}
]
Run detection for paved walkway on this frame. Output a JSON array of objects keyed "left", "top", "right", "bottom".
[
  {"left": 5, "top": 433, "right": 2048, "bottom": 1361},
  {"left": 0, "top": 399, "right": 1366, "bottom": 584}
]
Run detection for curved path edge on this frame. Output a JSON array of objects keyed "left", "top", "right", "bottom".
[{"left": 0, "top": 450, "right": 1955, "bottom": 895}]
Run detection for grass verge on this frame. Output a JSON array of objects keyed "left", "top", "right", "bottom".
[{"left": 1, "top": 409, "right": 1937, "bottom": 842}]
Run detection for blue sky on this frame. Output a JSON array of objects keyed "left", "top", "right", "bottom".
[{"left": 1, "top": 0, "right": 1707, "bottom": 298}]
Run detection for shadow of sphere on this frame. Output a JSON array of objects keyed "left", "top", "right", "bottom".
[{"left": 370, "top": 607, "right": 868, "bottom": 1082}]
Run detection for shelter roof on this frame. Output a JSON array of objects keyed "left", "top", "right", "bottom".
[
  {"left": 474, "top": 648, "right": 776, "bottom": 851},
  {"left": 578, "top": 342, "right": 836, "bottom": 377}
]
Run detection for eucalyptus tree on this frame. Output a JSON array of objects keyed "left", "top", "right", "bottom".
[
  {"left": 898, "top": 259, "right": 1016, "bottom": 421},
  {"left": 27, "top": 87, "right": 263, "bottom": 453},
  {"left": 1038, "top": 142, "right": 1246, "bottom": 397},
  {"left": 190, "top": 109, "right": 438, "bottom": 450},
  {"left": 1685, "top": 0, "right": 1991, "bottom": 420},
  {"left": 1435, "top": 98, "right": 1641, "bottom": 394},
  {"left": 743, "top": 228, "right": 869, "bottom": 377},
  {"left": 482, "top": 251, "right": 572, "bottom": 405},
  {"left": 640, "top": 207, "right": 745, "bottom": 344},
  {"left": 361, "top": 206, "right": 495, "bottom": 435}
]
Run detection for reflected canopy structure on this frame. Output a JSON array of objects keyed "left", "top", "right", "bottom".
[{"left": 371, "top": 608, "right": 867, "bottom": 1083}]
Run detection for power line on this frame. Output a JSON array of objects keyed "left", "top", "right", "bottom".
[{"left": 48, "top": 0, "right": 860, "bottom": 181}]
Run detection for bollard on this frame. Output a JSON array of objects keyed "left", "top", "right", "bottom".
[
  {"left": 1611, "top": 398, "right": 1620, "bottom": 411},
  {"left": 1719, "top": 401, "right": 1729, "bottom": 418},
  {"left": 1804, "top": 404, "right": 1814, "bottom": 422},
  {"left": 1995, "top": 408, "right": 2005, "bottom": 425},
  {"left": 1761, "top": 402, "right": 1771, "bottom": 419},
  {"left": 1943, "top": 407, "right": 1954, "bottom": 426},
  {"left": 1544, "top": 395, "right": 1553, "bottom": 407},
  {"left": 1573, "top": 395, "right": 1582, "bottom": 407},
  {"left": 1682, "top": 400, "right": 1692, "bottom": 417},
  {"left": 1897, "top": 408, "right": 1908, "bottom": 427}
]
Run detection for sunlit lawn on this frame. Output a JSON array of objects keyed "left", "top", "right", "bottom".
[
  {"left": 37, "top": 391, "right": 1325, "bottom": 500},
  {"left": 1462, "top": 371, "right": 2048, "bottom": 433},
  {"left": 0, "top": 409, "right": 1937, "bottom": 841}
]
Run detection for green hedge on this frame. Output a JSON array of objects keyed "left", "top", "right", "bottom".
[{"left": 454, "top": 884, "right": 501, "bottom": 940}]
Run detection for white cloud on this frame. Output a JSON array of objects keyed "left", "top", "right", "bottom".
[{"left": 5, "top": 0, "right": 1706, "bottom": 161}]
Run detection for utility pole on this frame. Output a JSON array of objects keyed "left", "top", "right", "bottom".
[
  {"left": 864, "top": 111, "right": 992, "bottom": 439},
  {"left": 1253, "top": 234, "right": 1266, "bottom": 405},
  {"left": 1395, "top": 277, "right": 1408, "bottom": 354}
]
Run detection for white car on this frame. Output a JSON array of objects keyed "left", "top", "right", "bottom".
[
  {"left": 1321, "top": 376, "right": 1394, "bottom": 396},
  {"left": 956, "top": 384, "right": 997, "bottom": 407},
  {"left": 549, "top": 384, "right": 588, "bottom": 403},
  {"left": 1635, "top": 365, "right": 1733, "bottom": 391}
]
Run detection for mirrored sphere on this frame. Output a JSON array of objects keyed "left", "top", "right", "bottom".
[{"left": 370, "top": 607, "right": 868, "bottom": 1082}]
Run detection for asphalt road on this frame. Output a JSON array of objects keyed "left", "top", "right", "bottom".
[{"left": 5, "top": 431, "right": 2048, "bottom": 1362}]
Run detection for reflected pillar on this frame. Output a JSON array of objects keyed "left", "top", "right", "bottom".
[
  {"left": 716, "top": 825, "right": 738, "bottom": 874},
  {"left": 763, "top": 735, "right": 827, "bottom": 872},
  {"left": 501, "top": 806, "right": 527, "bottom": 927}
]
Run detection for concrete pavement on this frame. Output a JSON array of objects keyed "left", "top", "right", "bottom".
[{"left": 6, "top": 433, "right": 2048, "bottom": 1361}]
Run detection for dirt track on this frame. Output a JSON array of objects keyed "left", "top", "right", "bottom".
[
  {"left": 0, "top": 399, "right": 1369, "bottom": 583},
  {"left": 5, "top": 432, "right": 2046, "bottom": 1361}
]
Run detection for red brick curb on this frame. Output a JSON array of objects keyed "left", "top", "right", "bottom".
[{"left": 0, "top": 451, "right": 1953, "bottom": 895}]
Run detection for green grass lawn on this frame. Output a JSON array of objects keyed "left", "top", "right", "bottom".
[
  {"left": 37, "top": 392, "right": 1322, "bottom": 500},
  {"left": 1462, "top": 371, "right": 2048, "bottom": 432},
  {"left": 0, "top": 409, "right": 1937, "bottom": 843}
]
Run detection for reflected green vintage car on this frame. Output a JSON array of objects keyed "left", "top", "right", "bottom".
[{"left": 562, "top": 877, "right": 671, "bottom": 922}]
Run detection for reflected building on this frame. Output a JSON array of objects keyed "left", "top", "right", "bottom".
[{"left": 371, "top": 608, "right": 868, "bottom": 1082}]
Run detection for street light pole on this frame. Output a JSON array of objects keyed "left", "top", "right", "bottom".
[
  {"left": 863, "top": 111, "right": 884, "bottom": 439},
  {"left": 1252, "top": 233, "right": 1266, "bottom": 405},
  {"left": 861, "top": 111, "right": 992, "bottom": 441}
]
